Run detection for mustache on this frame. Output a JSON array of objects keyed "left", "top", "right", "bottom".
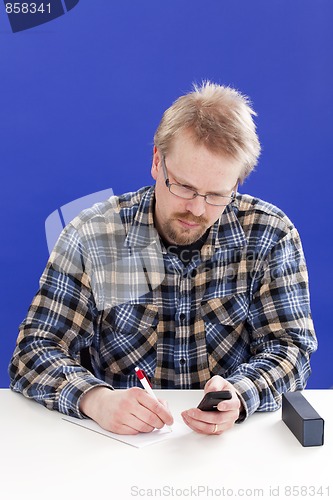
[{"left": 173, "top": 213, "right": 208, "bottom": 225}]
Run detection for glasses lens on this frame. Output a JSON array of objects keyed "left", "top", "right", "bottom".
[
  {"left": 206, "top": 195, "right": 233, "bottom": 206},
  {"left": 169, "top": 184, "right": 197, "bottom": 199},
  {"left": 169, "top": 183, "right": 235, "bottom": 206}
]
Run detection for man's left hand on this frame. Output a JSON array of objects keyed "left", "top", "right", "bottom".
[{"left": 181, "top": 375, "right": 241, "bottom": 435}]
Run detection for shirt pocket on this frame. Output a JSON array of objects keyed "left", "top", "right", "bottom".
[
  {"left": 200, "top": 294, "right": 250, "bottom": 376},
  {"left": 99, "top": 303, "right": 159, "bottom": 377}
]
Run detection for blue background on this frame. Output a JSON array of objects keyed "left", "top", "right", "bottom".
[{"left": 1, "top": 0, "right": 332, "bottom": 388}]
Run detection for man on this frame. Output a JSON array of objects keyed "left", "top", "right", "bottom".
[{"left": 9, "top": 82, "right": 317, "bottom": 436}]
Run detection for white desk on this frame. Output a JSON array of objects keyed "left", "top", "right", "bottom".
[{"left": 1, "top": 389, "right": 331, "bottom": 500}]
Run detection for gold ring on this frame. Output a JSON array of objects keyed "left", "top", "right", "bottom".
[{"left": 213, "top": 424, "right": 218, "bottom": 434}]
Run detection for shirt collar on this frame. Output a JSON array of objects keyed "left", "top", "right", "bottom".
[
  {"left": 200, "top": 197, "right": 247, "bottom": 260},
  {"left": 125, "top": 187, "right": 159, "bottom": 249},
  {"left": 125, "top": 187, "right": 247, "bottom": 254}
]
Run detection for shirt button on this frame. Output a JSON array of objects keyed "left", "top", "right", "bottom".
[
  {"left": 179, "top": 313, "right": 186, "bottom": 322},
  {"left": 190, "top": 269, "right": 197, "bottom": 278},
  {"left": 179, "top": 358, "right": 186, "bottom": 365}
]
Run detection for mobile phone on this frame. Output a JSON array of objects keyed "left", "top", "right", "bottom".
[{"left": 197, "top": 391, "right": 232, "bottom": 411}]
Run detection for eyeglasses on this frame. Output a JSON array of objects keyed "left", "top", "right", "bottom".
[{"left": 161, "top": 156, "right": 237, "bottom": 207}]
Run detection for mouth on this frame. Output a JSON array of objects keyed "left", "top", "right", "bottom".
[{"left": 177, "top": 219, "right": 201, "bottom": 229}]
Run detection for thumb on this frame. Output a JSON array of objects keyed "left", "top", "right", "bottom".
[{"left": 204, "top": 375, "right": 227, "bottom": 393}]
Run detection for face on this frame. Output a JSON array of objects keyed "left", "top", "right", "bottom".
[{"left": 151, "top": 130, "right": 243, "bottom": 245}]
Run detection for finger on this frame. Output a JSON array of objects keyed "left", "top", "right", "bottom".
[
  {"left": 182, "top": 406, "right": 239, "bottom": 429},
  {"left": 102, "top": 406, "right": 156, "bottom": 435},
  {"left": 116, "top": 388, "right": 174, "bottom": 430},
  {"left": 217, "top": 397, "right": 240, "bottom": 413},
  {"left": 110, "top": 423, "right": 140, "bottom": 435},
  {"left": 136, "top": 390, "right": 174, "bottom": 426},
  {"left": 126, "top": 411, "right": 158, "bottom": 433},
  {"left": 109, "top": 401, "right": 162, "bottom": 434},
  {"left": 131, "top": 403, "right": 169, "bottom": 430},
  {"left": 110, "top": 419, "right": 153, "bottom": 435},
  {"left": 158, "top": 398, "right": 170, "bottom": 409},
  {"left": 182, "top": 412, "right": 226, "bottom": 435},
  {"left": 182, "top": 411, "right": 236, "bottom": 435},
  {"left": 182, "top": 407, "right": 227, "bottom": 424},
  {"left": 204, "top": 375, "right": 227, "bottom": 393}
]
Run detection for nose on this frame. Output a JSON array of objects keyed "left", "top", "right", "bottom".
[{"left": 184, "top": 195, "right": 206, "bottom": 217}]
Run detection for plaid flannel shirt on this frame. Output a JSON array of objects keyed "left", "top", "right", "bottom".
[{"left": 9, "top": 186, "right": 317, "bottom": 419}]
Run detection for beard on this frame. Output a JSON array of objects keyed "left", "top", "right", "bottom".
[{"left": 162, "top": 212, "right": 209, "bottom": 245}]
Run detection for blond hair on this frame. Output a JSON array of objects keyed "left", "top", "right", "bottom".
[{"left": 154, "top": 81, "right": 261, "bottom": 183}]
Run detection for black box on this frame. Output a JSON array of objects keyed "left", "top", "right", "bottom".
[{"left": 282, "top": 392, "right": 324, "bottom": 447}]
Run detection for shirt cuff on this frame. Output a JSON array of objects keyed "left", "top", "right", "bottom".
[
  {"left": 226, "top": 374, "right": 261, "bottom": 422},
  {"left": 58, "top": 375, "right": 114, "bottom": 419}
]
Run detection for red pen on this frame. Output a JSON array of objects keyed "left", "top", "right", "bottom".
[
  {"left": 135, "top": 367, "right": 152, "bottom": 388},
  {"left": 135, "top": 367, "right": 156, "bottom": 397},
  {"left": 135, "top": 367, "right": 172, "bottom": 431}
]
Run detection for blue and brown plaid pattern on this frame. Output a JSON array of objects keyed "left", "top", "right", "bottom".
[{"left": 9, "top": 186, "right": 317, "bottom": 419}]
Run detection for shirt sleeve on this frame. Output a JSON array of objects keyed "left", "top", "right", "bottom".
[
  {"left": 226, "top": 226, "right": 317, "bottom": 420},
  {"left": 8, "top": 223, "right": 113, "bottom": 418}
]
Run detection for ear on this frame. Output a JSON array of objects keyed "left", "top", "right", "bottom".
[{"left": 151, "top": 146, "right": 161, "bottom": 181}]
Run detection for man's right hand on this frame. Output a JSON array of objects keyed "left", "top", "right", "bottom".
[{"left": 79, "top": 386, "right": 174, "bottom": 435}]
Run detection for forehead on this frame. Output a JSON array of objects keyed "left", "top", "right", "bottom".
[{"left": 167, "top": 130, "right": 242, "bottom": 191}]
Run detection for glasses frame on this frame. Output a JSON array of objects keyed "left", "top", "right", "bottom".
[{"left": 161, "top": 155, "right": 238, "bottom": 207}]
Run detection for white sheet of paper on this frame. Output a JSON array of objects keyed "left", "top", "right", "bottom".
[{"left": 62, "top": 416, "right": 191, "bottom": 448}]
